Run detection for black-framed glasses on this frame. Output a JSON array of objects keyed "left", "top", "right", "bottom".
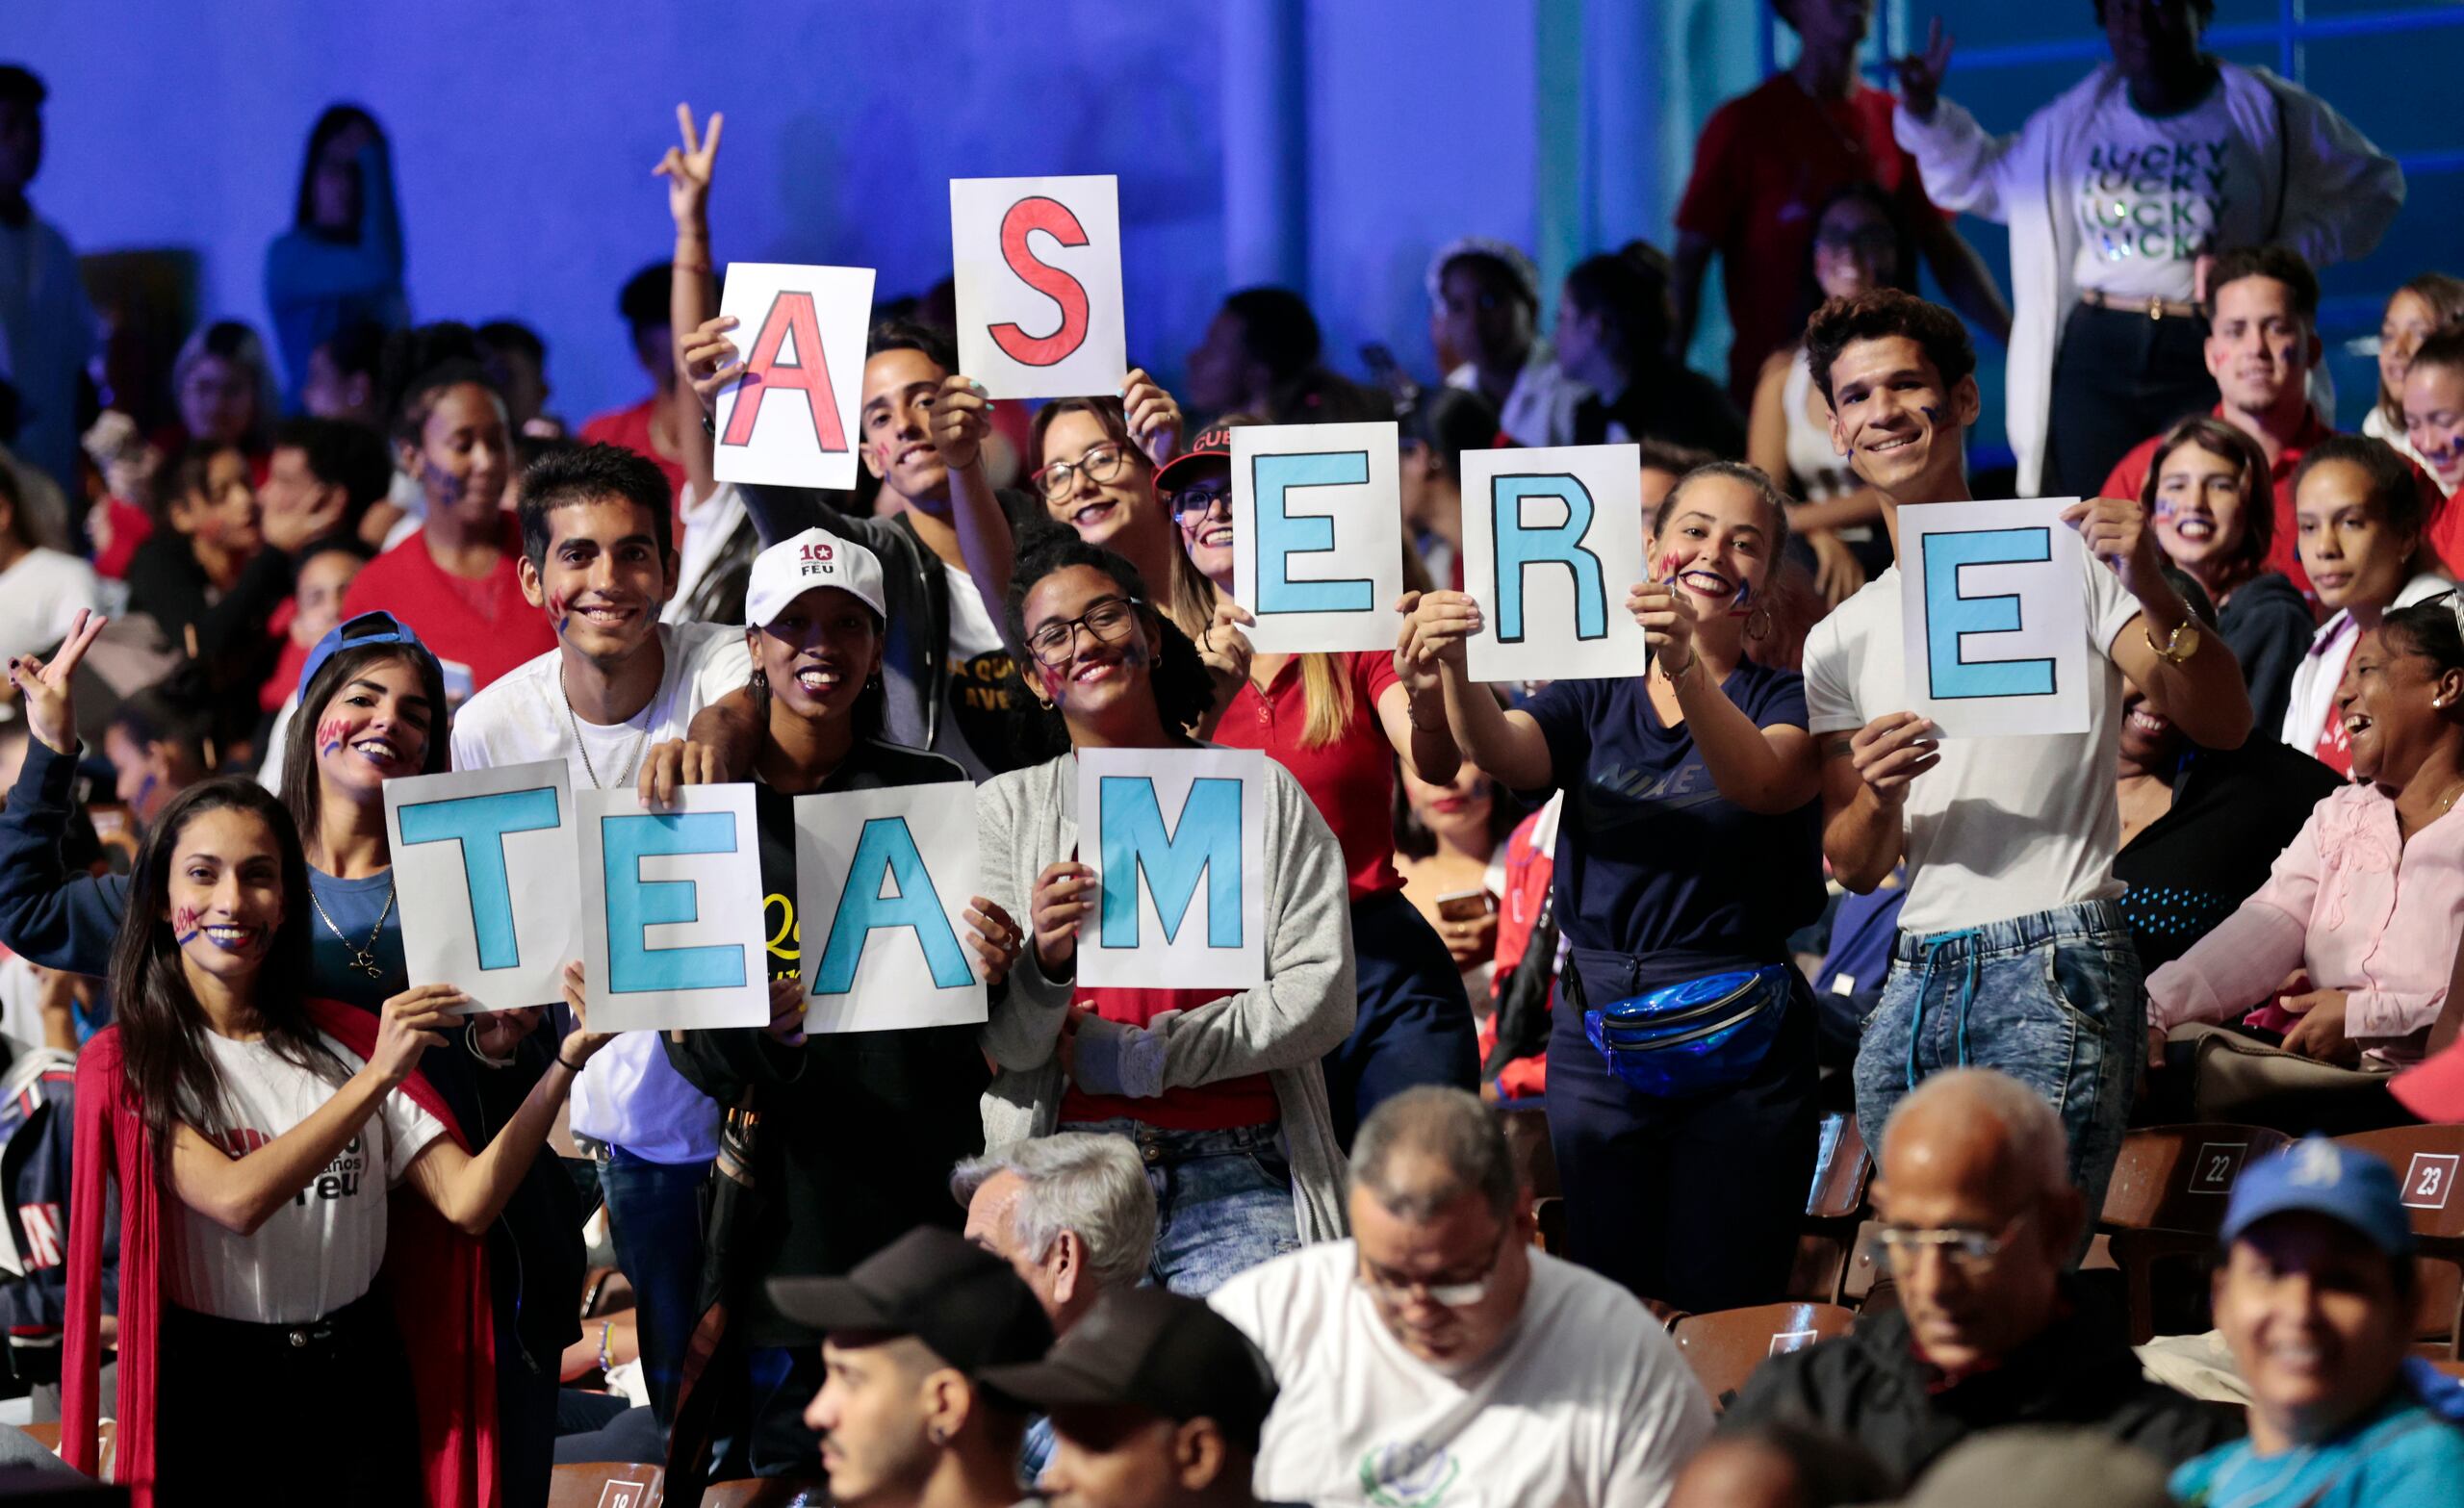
[
  {"left": 1170, "top": 483, "right": 1233, "bottom": 522},
  {"left": 1024, "top": 595, "right": 1145, "bottom": 668},
  {"left": 1356, "top": 1224, "right": 1513, "bottom": 1310},
  {"left": 1034, "top": 443, "right": 1131, "bottom": 500}
]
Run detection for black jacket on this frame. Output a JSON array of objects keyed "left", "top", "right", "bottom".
[
  {"left": 1725, "top": 1280, "right": 2242, "bottom": 1481},
  {"left": 2216, "top": 571, "right": 2316, "bottom": 743},
  {"left": 662, "top": 739, "right": 990, "bottom": 1348}
]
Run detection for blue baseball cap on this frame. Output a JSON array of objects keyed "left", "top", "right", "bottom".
[
  {"left": 298, "top": 611, "right": 435, "bottom": 697},
  {"left": 2220, "top": 1137, "right": 2415, "bottom": 1258}
]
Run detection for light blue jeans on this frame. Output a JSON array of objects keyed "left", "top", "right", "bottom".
[
  {"left": 1853, "top": 899, "right": 2144, "bottom": 1222},
  {"left": 1059, "top": 1118, "right": 1300, "bottom": 1296}
]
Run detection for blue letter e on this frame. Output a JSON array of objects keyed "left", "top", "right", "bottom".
[
  {"left": 811, "top": 817, "right": 974, "bottom": 992},
  {"left": 1098, "top": 776, "right": 1244, "bottom": 951},
  {"left": 602, "top": 812, "right": 747, "bottom": 993},
  {"left": 1254, "top": 450, "right": 1373, "bottom": 616},
  {"left": 397, "top": 785, "right": 562, "bottom": 970},
  {"left": 1491, "top": 474, "right": 1606, "bottom": 643},
  {"left": 1924, "top": 527, "right": 2057, "bottom": 701}
]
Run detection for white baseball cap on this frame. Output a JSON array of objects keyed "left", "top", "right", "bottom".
[{"left": 745, "top": 526, "right": 888, "bottom": 627}]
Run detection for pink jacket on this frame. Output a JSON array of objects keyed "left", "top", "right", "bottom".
[{"left": 2147, "top": 784, "right": 2464, "bottom": 1061}]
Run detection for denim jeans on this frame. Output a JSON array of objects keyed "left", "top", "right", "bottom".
[
  {"left": 1853, "top": 899, "right": 2144, "bottom": 1221},
  {"left": 1060, "top": 1119, "right": 1299, "bottom": 1295},
  {"left": 598, "top": 1147, "right": 712, "bottom": 1429}
]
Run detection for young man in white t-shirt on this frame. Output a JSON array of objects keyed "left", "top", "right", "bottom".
[
  {"left": 448, "top": 440, "right": 749, "bottom": 1427},
  {"left": 1800, "top": 290, "right": 2252, "bottom": 1221},
  {"left": 1210, "top": 1088, "right": 1709, "bottom": 1508}
]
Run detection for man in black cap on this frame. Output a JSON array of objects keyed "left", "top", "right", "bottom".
[
  {"left": 772, "top": 1225, "right": 1055, "bottom": 1508},
  {"left": 982, "top": 1288, "right": 1282, "bottom": 1508}
]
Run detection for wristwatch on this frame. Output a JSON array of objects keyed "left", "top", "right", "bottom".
[{"left": 2146, "top": 621, "right": 2203, "bottom": 665}]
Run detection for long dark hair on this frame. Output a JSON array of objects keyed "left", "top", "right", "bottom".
[
  {"left": 1005, "top": 525, "right": 1214, "bottom": 739},
  {"left": 293, "top": 104, "right": 384, "bottom": 235},
  {"left": 107, "top": 780, "right": 338, "bottom": 1178},
  {"left": 1561, "top": 243, "right": 1678, "bottom": 376},
  {"left": 279, "top": 642, "right": 451, "bottom": 855}
]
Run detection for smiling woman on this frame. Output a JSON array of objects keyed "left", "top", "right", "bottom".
[{"left": 2140, "top": 416, "right": 2311, "bottom": 736}]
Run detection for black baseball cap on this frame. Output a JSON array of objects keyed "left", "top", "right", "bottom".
[
  {"left": 1154, "top": 424, "right": 1233, "bottom": 493},
  {"left": 977, "top": 1288, "right": 1278, "bottom": 1454},
  {"left": 769, "top": 1226, "right": 1054, "bottom": 1375}
]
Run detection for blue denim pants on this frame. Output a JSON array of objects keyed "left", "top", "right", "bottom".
[
  {"left": 1060, "top": 1119, "right": 1299, "bottom": 1295},
  {"left": 1852, "top": 899, "right": 2144, "bottom": 1220},
  {"left": 598, "top": 1147, "right": 712, "bottom": 1429}
]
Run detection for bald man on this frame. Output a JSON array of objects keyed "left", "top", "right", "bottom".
[{"left": 1725, "top": 1069, "right": 2237, "bottom": 1478}]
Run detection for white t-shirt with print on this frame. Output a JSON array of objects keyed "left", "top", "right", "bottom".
[
  {"left": 2069, "top": 84, "right": 2267, "bottom": 302},
  {"left": 449, "top": 619, "right": 751, "bottom": 1163},
  {"left": 171, "top": 1031, "right": 447, "bottom": 1324},
  {"left": 1803, "top": 553, "right": 2142, "bottom": 938},
  {"left": 1211, "top": 1241, "right": 1710, "bottom": 1508}
]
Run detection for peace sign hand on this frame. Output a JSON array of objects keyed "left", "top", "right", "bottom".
[
  {"left": 7, "top": 610, "right": 106, "bottom": 756},
  {"left": 654, "top": 102, "right": 725, "bottom": 234},
  {"left": 1894, "top": 18, "right": 1955, "bottom": 122}
]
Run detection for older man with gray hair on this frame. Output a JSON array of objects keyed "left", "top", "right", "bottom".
[
  {"left": 1726, "top": 1068, "right": 2236, "bottom": 1477},
  {"left": 1210, "top": 1086, "right": 1709, "bottom": 1508},
  {"left": 953, "top": 1133, "right": 1159, "bottom": 1338}
]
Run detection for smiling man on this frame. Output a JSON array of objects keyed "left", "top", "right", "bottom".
[
  {"left": 449, "top": 440, "right": 749, "bottom": 1430},
  {"left": 1799, "top": 289, "right": 2250, "bottom": 1221},
  {"left": 1209, "top": 1087, "right": 1707, "bottom": 1508},
  {"left": 1727, "top": 1069, "right": 2236, "bottom": 1478}
]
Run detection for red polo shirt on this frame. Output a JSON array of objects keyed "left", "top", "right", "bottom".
[
  {"left": 1210, "top": 651, "right": 1404, "bottom": 902},
  {"left": 338, "top": 515, "right": 557, "bottom": 699},
  {"left": 2101, "top": 405, "right": 2453, "bottom": 597}
]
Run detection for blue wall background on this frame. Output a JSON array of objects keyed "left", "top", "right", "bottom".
[{"left": 14, "top": 0, "right": 2455, "bottom": 438}]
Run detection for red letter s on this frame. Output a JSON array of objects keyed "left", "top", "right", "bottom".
[{"left": 988, "top": 196, "right": 1091, "bottom": 368}]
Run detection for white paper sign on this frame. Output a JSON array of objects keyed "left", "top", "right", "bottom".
[
  {"left": 1075, "top": 748, "right": 1268, "bottom": 991},
  {"left": 383, "top": 761, "right": 578, "bottom": 1014},
  {"left": 1231, "top": 422, "right": 1406, "bottom": 654},
  {"left": 578, "top": 784, "right": 770, "bottom": 1033},
  {"left": 950, "top": 175, "right": 1127, "bottom": 399},
  {"left": 793, "top": 782, "right": 988, "bottom": 1034},
  {"left": 1459, "top": 444, "right": 1649, "bottom": 682},
  {"left": 1897, "top": 498, "right": 2092, "bottom": 738},
  {"left": 711, "top": 262, "right": 876, "bottom": 491}
]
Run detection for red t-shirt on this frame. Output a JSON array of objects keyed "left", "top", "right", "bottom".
[
  {"left": 578, "top": 397, "right": 687, "bottom": 511},
  {"left": 337, "top": 515, "right": 557, "bottom": 700},
  {"left": 1210, "top": 652, "right": 1402, "bottom": 902},
  {"left": 2100, "top": 405, "right": 2454, "bottom": 599},
  {"left": 1675, "top": 75, "right": 1940, "bottom": 404},
  {"left": 1060, "top": 984, "right": 1277, "bottom": 1131},
  {"left": 1479, "top": 803, "right": 1555, "bottom": 1100},
  {"left": 261, "top": 601, "right": 305, "bottom": 712}
]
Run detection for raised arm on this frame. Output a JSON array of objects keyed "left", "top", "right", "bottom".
[
  {"left": 1400, "top": 590, "right": 1554, "bottom": 792},
  {"left": 657, "top": 103, "right": 725, "bottom": 508},
  {"left": 1379, "top": 592, "right": 1462, "bottom": 785},
  {"left": 169, "top": 984, "right": 464, "bottom": 1236},
  {"left": 2071, "top": 496, "right": 2252, "bottom": 750},
  {"left": 1630, "top": 583, "right": 1818, "bottom": 813},
  {"left": 928, "top": 374, "right": 1020, "bottom": 626},
  {"left": 402, "top": 962, "right": 612, "bottom": 1236},
  {"left": 1889, "top": 22, "right": 2022, "bottom": 225},
  {"left": 0, "top": 613, "right": 131, "bottom": 975}
]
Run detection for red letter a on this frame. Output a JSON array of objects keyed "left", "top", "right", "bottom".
[
  {"left": 988, "top": 196, "right": 1091, "bottom": 368},
  {"left": 720, "top": 291, "right": 848, "bottom": 451}
]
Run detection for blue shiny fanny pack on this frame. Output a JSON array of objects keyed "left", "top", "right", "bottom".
[{"left": 1581, "top": 963, "right": 1792, "bottom": 1098}]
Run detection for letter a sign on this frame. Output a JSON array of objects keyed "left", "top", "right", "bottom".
[
  {"left": 1075, "top": 748, "right": 1267, "bottom": 990},
  {"left": 951, "top": 176, "right": 1128, "bottom": 400},
  {"left": 712, "top": 263, "right": 876, "bottom": 491}
]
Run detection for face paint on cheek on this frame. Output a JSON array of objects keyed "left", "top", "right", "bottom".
[
  {"left": 314, "top": 717, "right": 351, "bottom": 758},
  {"left": 1037, "top": 662, "right": 1069, "bottom": 703},
  {"left": 546, "top": 590, "right": 570, "bottom": 639},
  {"left": 172, "top": 905, "right": 203, "bottom": 949},
  {"left": 1919, "top": 405, "right": 1943, "bottom": 426},
  {"left": 421, "top": 457, "right": 468, "bottom": 511},
  {"left": 1657, "top": 551, "right": 1683, "bottom": 582}
]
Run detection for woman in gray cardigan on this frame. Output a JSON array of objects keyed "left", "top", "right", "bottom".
[{"left": 975, "top": 527, "right": 1357, "bottom": 1292}]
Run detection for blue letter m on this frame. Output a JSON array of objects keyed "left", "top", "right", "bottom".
[{"left": 1098, "top": 776, "right": 1244, "bottom": 950}]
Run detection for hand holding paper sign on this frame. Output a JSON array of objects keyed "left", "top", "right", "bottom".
[
  {"left": 1195, "top": 599, "right": 1255, "bottom": 702},
  {"left": 1627, "top": 581, "right": 1699, "bottom": 674},
  {"left": 930, "top": 374, "right": 994, "bottom": 472},
  {"left": 1120, "top": 369, "right": 1183, "bottom": 470},
  {"left": 1846, "top": 711, "right": 1941, "bottom": 805},
  {"left": 2061, "top": 495, "right": 2168, "bottom": 601},
  {"left": 1031, "top": 861, "right": 1098, "bottom": 977},
  {"left": 367, "top": 984, "right": 474, "bottom": 1085},
  {"left": 963, "top": 897, "right": 1025, "bottom": 987},
  {"left": 553, "top": 961, "right": 616, "bottom": 1068},
  {"left": 681, "top": 315, "right": 746, "bottom": 420}
]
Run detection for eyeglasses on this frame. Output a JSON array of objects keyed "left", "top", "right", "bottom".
[
  {"left": 1170, "top": 484, "right": 1233, "bottom": 522},
  {"left": 1033, "top": 443, "right": 1132, "bottom": 500},
  {"left": 1877, "top": 1211, "right": 2031, "bottom": 1274},
  {"left": 1357, "top": 1226, "right": 1512, "bottom": 1310},
  {"left": 1024, "top": 595, "right": 1145, "bottom": 668}
]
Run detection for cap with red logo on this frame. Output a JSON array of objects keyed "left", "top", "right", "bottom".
[
  {"left": 1154, "top": 425, "right": 1234, "bottom": 493},
  {"left": 745, "top": 526, "right": 888, "bottom": 627}
]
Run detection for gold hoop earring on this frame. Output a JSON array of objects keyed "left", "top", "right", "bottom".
[{"left": 1746, "top": 603, "right": 1774, "bottom": 643}]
